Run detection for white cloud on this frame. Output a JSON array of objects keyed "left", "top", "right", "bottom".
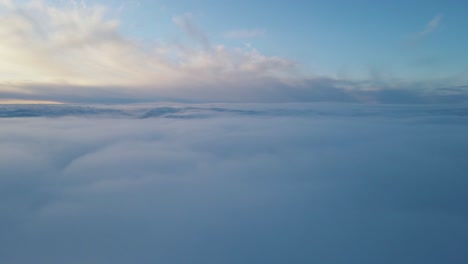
[
  {"left": 0, "top": 1, "right": 297, "bottom": 100},
  {"left": 418, "top": 14, "right": 443, "bottom": 37},
  {"left": 407, "top": 14, "right": 443, "bottom": 45},
  {"left": 0, "top": 104, "right": 468, "bottom": 263}
]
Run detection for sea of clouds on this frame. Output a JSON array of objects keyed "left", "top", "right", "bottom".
[{"left": 1, "top": 103, "right": 467, "bottom": 264}]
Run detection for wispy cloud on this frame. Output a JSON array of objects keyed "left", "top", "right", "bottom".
[
  {"left": 418, "top": 14, "right": 443, "bottom": 37},
  {"left": 172, "top": 13, "right": 211, "bottom": 50},
  {"left": 224, "top": 29, "right": 265, "bottom": 39},
  {"left": 407, "top": 14, "right": 443, "bottom": 45}
]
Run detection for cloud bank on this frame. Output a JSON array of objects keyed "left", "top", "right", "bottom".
[{"left": 0, "top": 103, "right": 468, "bottom": 263}]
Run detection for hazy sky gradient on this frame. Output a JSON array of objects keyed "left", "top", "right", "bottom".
[{"left": 0, "top": 0, "right": 467, "bottom": 103}]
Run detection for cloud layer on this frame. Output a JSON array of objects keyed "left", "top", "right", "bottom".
[{"left": 0, "top": 103, "right": 468, "bottom": 263}]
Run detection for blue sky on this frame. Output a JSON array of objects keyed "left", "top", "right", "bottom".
[
  {"left": 115, "top": 0, "right": 468, "bottom": 78},
  {"left": 0, "top": 0, "right": 467, "bottom": 103}
]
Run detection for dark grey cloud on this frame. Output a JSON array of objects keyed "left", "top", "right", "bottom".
[{"left": 0, "top": 104, "right": 468, "bottom": 264}]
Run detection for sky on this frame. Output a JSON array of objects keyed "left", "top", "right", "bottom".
[
  {"left": 0, "top": 0, "right": 467, "bottom": 103},
  {"left": 116, "top": 0, "right": 468, "bottom": 77},
  {"left": 1, "top": 2, "right": 468, "bottom": 262}
]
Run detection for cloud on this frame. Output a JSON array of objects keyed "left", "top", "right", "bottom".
[
  {"left": 224, "top": 29, "right": 265, "bottom": 39},
  {"left": 418, "top": 14, "right": 443, "bottom": 37},
  {"left": 172, "top": 14, "right": 211, "bottom": 50},
  {"left": 406, "top": 14, "right": 443, "bottom": 45},
  {"left": 0, "top": 1, "right": 297, "bottom": 100},
  {"left": 1, "top": 104, "right": 468, "bottom": 263},
  {"left": 0, "top": 99, "right": 63, "bottom": 104},
  {"left": 0, "top": 2, "right": 464, "bottom": 104}
]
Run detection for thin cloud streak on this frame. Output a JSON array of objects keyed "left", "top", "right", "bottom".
[
  {"left": 224, "top": 29, "right": 266, "bottom": 39},
  {"left": 419, "top": 14, "right": 443, "bottom": 37},
  {"left": 406, "top": 14, "right": 443, "bottom": 45},
  {"left": 173, "top": 14, "right": 211, "bottom": 50}
]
